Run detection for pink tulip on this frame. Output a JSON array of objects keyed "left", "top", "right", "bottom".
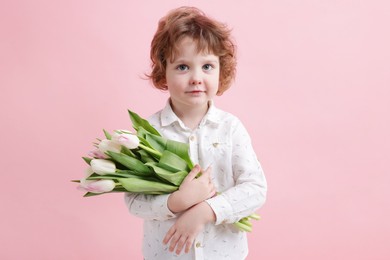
[
  {"left": 78, "top": 179, "right": 116, "bottom": 194},
  {"left": 88, "top": 149, "right": 108, "bottom": 159},
  {"left": 98, "top": 139, "right": 121, "bottom": 154},
  {"left": 112, "top": 130, "right": 140, "bottom": 149}
]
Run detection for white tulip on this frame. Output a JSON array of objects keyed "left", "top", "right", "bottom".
[
  {"left": 78, "top": 179, "right": 116, "bottom": 194},
  {"left": 90, "top": 159, "right": 116, "bottom": 175},
  {"left": 84, "top": 167, "right": 94, "bottom": 178}
]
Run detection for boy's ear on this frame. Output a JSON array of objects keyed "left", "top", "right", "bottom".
[
  {"left": 162, "top": 82, "right": 168, "bottom": 90},
  {"left": 159, "top": 78, "right": 168, "bottom": 90}
]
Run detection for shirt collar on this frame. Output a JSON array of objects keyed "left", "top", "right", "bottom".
[
  {"left": 160, "top": 99, "right": 220, "bottom": 128},
  {"left": 161, "top": 99, "right": 179, "bottom": 127}
]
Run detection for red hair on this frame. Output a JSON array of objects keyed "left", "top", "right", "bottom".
[{"left": 148, "top": 6, "right": 236, "bottom": 95}]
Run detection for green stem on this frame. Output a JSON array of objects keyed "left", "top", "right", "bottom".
[
  {"left": 248, "top": 213, "right": 261, "bottom": 220},
  {"left": 234, "top": 221, "right": 252, "bottom": 232},
  {"left": 139, "top": 144, "right": 162, "bottom": 159},
  {"left": 239, "top": 219, "right": 252, "bottom": 227}
]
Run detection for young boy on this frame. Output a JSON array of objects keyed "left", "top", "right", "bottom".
[{"left": 125, "top": 6, "right": 267, "bottom": 260}]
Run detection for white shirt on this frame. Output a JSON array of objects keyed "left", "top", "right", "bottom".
[{"left": 124, "top": 100, "right": 267, "bottom": 260}]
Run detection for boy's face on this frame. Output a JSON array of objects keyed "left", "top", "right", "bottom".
[{"left": 165, "top": 37, "right": 220, "bottom": 114}]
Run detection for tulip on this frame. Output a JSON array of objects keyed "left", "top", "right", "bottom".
[
  {"left": 78, "top": 179, "right": 116, "bottom": 194},
  {"left": 98, "top": 139, "right": 121, "bottom": 154},
  {"left": 112, "top": 130, "right": 140, "bottom": 149},
  {"left": 90, "top": 159, "right": 116, "bottom": 175},
  {"left": 84, "top": 166, "right": 94, "bottom": 178},
  {"left": 88, "top": 149, "right": 108, "bottom": 159}
]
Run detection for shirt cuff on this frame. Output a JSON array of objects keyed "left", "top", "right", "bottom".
[
  {"left": 152, "top": 194, "right": 177, "bottom": 219},
  {"left": 205, "top": 194, "right": 233, "bottom": 225}
]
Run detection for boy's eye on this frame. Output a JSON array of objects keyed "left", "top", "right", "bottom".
[
  {"left": 203, "top": 64, "right": 214, "bottom": 71},
  {"left": 176, "top": 64, "right": 189, "bottom": 71}
]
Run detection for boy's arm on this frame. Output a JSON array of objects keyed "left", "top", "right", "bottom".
[
  {"left": 168, "top": 165, "right": 215, "bottom": 213},
  {"left": 124, "top": 193, "right": 176, "bottom": 221},
  {"left": 163, "top": 201, "right": 216, "bottom": 255},
  {"left": 205, "top": 120, "right": 267, "bottom": 225},
  {"left": 124, "top": 165, "right": 215, "bottom": 220}
]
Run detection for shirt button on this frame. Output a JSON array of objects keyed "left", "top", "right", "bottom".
[
  {"left": 195, "top": 242, "right": 202, "bottom": 248},
  {"left": 189, "top": 135, "right": 196, "bottom": 142}
]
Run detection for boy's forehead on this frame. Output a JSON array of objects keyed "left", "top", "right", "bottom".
[{"left": 169, "top": 37, "right": 217, "bottom": 60}]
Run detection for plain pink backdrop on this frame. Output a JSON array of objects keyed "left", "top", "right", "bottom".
[{"left": 1, "top": 0, "right": 389, "bottom": 259}]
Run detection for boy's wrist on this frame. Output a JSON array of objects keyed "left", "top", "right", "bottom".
[
  {"left": 194, "top": 202, "right": 216, "bottom": 224},
  {"left": 167, "top": 190, "right": 192, "bottom": 213}
]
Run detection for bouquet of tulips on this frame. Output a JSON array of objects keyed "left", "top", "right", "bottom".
[{"left": 73, "top": 110, "right": 260, "bottom": 232}]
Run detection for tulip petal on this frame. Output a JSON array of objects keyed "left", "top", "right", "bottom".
[
  {"left": 98, "top": 139, "right": 122, "bottom": 154},
  {"left": 90, "top": 159, "right": 116, "bottom": 175},
  {"left": 79, "top": 179, "right": 116, "bottom": 194}
]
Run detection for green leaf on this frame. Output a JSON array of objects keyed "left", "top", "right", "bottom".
[
  {"left": 128, "top": 110, "right": 161, "bottom": 136},
  {"left": 137, "top": 132, "right": 162, "bottom": 159},
  {"left": 87, "top": 172, "right": 140, "bottom": 179},
  {"left": 115, "top": 169, "right": 151, "bottom": 177},
  {"left": 82, "top": 157, "right": 92, "bottom": 165},
  {"left": 137, "top": 149, "right": 158, "bottom": 163},
  {"left": 117, "top": 178, "right": 178, "bottom": 194},
  {"left": 166, "top": 140, "right": 194, "bottom": 169},
  {"left": 83, "top": 192, "right": 102, "bottom": 197},
  {"left": 136, "top": 127, "right": 149, "bottom": 139},
  {"left": 145, "top": 133, "right": 167, "bottom": 153},
  {"left": 137, "top": 134, "right": 153, "bottom": 149},
  {"left": 107, "top": 151, "right": 153, "bottom": 175},
  {"left": 121, "top": 146, "right": 137, "bottom": 158},
  {"left": 159, "top": 150, "right": 190, "bottom": 172},
  {"left": 103, "top": 129, "right": 111, "bottom": 140},
  {"left": 145, "top": 162, "right": 187, "bottom": 186}
]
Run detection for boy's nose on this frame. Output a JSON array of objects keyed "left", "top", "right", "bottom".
[
  {"left": 190, "top": 68, "right": 202, "bottom": 85},
  {"left": 191, "top": 79, "right": 202, "bottom": 85}
]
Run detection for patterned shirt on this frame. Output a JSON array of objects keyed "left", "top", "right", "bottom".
[{"left": 124, "top": 100, "right": 267, "bottom": 260}]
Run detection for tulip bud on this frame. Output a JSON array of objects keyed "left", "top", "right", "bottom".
[
  {"left": 84, "top": 167, "right": 94, "bottom": 178},
  {"left": 112, "top": 130, "right": 140, "bottom": 149},
  {"left": 88, "top": 149, "right": 108, "bottom": 159},
  {"left": 78, "top": 179, "right": 116, "bottom": 194},
  {"left": 98, "top": 139, "right": 121, "bottom": 154},
  {"left": 90, "top": 159, "right": 116, "bottom": 175}
]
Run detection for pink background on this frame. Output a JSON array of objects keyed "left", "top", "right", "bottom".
[{"left": 1, "top": 0, "right": 389, "bottom": 259}]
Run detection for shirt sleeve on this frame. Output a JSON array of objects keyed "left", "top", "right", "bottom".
[
  {"left": 124, "top": 193, "right": 178, "bottom": 221},
  {"left": 205, "top": 120, "right": 267, "bottom": 225}
]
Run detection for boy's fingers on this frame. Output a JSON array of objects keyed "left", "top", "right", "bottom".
[
  {"left": 185, "top": 235, "right": 195, "bottom": 253},
  {"left": 184, "top": 165, "right": 201, "bottom": 182},
  {"left": 163, "top": 226, "right": 176, "bottom": 245},
  {"left": 199, "top": 166, "right": 212, "bottom": 179},
  {"left": 175, "top": 236, "right": 187, "bottom": 255},
  {"left": 169, "top": 234, "right": 181, "bottom": 252},
  {"left": 209, "top": 188, "right": 216, "bottom": 198}
]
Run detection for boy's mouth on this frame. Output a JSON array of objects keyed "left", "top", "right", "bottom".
[{"left": 186, "top": 90, "right": 205, "bottom": 94}]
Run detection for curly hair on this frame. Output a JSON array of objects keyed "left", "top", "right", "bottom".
[{"left": 147, "top": 6, "right": 236, "bottom": 95}]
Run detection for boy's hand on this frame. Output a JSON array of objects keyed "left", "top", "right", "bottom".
[
  {"left": 168, "top": 164, "right": 216, "bottom": 213},
  {"left": 163, "top": 202, "right": 216, "bottom": 255}
]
